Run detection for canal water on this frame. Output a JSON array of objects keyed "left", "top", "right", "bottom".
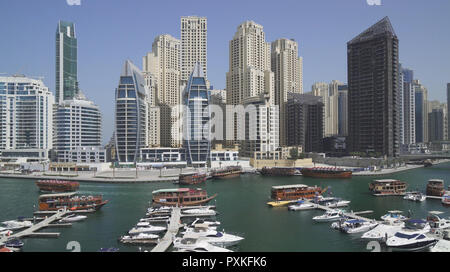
[{"left": 0, "top": 163, "right": 449, "bottom": 252}]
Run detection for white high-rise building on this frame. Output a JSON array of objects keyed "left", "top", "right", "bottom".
[
  {"left": 271, "top": 38, "right": 303, "bottom": 146},
  {"left": 181, "top": 16, "right": 207, "bottom": 83},
  {"left": 226, "top": 21, "right": 275, "bottom": 147},
  {"left": 0, "top": 75, "right": 54, "bottom": 157},
  {"left": 143, "top": 34, "right": 182, "bottom": 147},
  {"left": 53, "top": 92, "right": 104, "bottom": 163},
  {"left": 241, "top": 96, "right": 280, "bottom": 160},
  {"left": 312, "top": 81, "right": 339, "bottom": 137}
]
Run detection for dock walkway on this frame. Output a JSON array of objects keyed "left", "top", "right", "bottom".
[
  {"left": 151, "top": 207, "right": 183, "bottom": 252},
  {"left": 305, "top": 201, "right": 379, "bottom": 222},
  {"left": 0, "top": 209, "right": 70, "bottom": 246}
]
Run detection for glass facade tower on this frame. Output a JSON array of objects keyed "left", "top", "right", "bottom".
[
  {"left": 56, "top": 20, "right": 78, "bottom": 104},
  {"left": 115, "top": 60, "right": 148, "bottom": 163},
  {"left": 183, "top": 63, "right": 210, "bottom": 167}
]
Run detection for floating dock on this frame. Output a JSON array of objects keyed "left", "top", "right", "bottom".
[
  {"left": 0, "top": 209, "right": 70, "bottom": 246},
  {"left": 151, "top": 207, "right": 183, "bottom": 252}
]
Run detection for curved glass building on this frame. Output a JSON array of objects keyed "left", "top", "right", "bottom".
[
  {"left": 115, "top": 60, "right": 148, "bottom": 163},
  {"left": 183, "top": 63, "right": 210, "bottom": 167}
]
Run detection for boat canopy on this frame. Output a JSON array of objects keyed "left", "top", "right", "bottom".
[
  {"left": 394, "top": 232, "right": 420, "bottom": 240},
  {"left": 373, "top": 179, "right": 400, "bottom": 183},
  {"left": 272, "top": 184, "right": 309, "bottom": 190},
  {"left": 152, "top": 188, "right": 191, "bottom": 194},
  {"left": 39, "top": 192, "right": 77, "bottom": 199},
  {"left": 406, "top": 219, "right": 427, "bottom": 224},
  {"left": 428, "top": 211, "right": 444, "bottom": 215},
  {"left": 347, "top": 219, "right": 366, "bottom": 224},
  {"left": 387, "top": 210, "right": 403, "bottom": 214}
]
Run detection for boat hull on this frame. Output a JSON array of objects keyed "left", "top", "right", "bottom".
[
  {"left": 300, "top": 169, "right": 352, "bottom": 179},
  {"left": 388, "top": 240, "right": 438, "bottom": 252}
]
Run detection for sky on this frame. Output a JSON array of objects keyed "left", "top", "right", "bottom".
[{"left": 1, "top": 0, "right": 449, "bottom": 144}]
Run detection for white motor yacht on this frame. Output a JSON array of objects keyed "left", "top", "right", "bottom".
[
  {"left": 59, "top": 214, "right": 87, "bottom": 223},
  {"left": 189, "top": 218, "right": 220, "bottom": 228},
  {"left": 182, "top": 229, "right": 244, "bottom": 247},
  {"left": 331, "top": 219, "right": 378, "bottom": 234},
  {"left": 0, "top": 220, "right": 32, "bottom": 231},
  {"left": 380, "top": 210, "right": 408, "bottom": 222},
  {"left": 288, "top": 201, "right": 316, "bottom": 211},
  {"left": 183, "top": 208, "right": 217, "bottom": 216},
  {"left": 173, "top": 237, "right": 232, "bottom": 252},
  {"left": 121, "top": 233, "right": 159, "bottom": 240},
  {"left": 386, "top": 232, "right": 438, "bottom": 251},
  {"left": 361, "top": 220, "right": 405, "bottom": 242},
  {"left": 312, "top": 210, "right": 344, "bottom": 222},
  {"left": 404, "top": 192, "right": 426, "bottom": 202},
  {"left": 128, "top": 225, "right": 167, "bottom": 235},
  {"left": 427, "top": 211, "right": 450, "bottom": 230}
]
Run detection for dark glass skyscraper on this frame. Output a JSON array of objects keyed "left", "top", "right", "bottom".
[
  {"left": 347, "top": 17, "right": 399, "bottom": 157},
  {"left": 115, "top": 60, "right": 148, "bottom": 163},
  {"left": 183, "top": 63, "right": 211, "bottom": 167},
  {"left": 56, "top": 20, "right": 78, "bottom": 104}
]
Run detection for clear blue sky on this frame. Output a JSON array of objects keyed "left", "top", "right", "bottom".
[{"left": 1, "top": 0, "right": 449, "bottom": 144}]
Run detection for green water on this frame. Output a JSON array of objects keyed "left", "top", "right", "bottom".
[{"left": 1, "top": 163, "right": 449, "bottom": 252}]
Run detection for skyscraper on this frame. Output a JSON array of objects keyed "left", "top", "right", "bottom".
[
  {"left": 53, "top": 92, "right": 104, "bottom": 163},
  {"left": 183, "top": 63, "right": 210, "bottom": 167},
  {"left": 143, "top": 34, "right": 182, "bottom": 147},
  {"left": 181, "top": 16, "right": 207, "bottom": 83},
  {"left": 115, "top": 60, "right": 148, "bottom": 163},
  {"left": 286, "top": 93, "right": 324, "bottom": 153},
  {"left": 337, "top": 84, "right": 348, "bottom": 136},
  {"left": 401, "top": 67, "right": 415, "bottom": 145},
  {"left": 428, "top": 108, "right": 444, "bottom": 142},
  {"left": 226, "top": 21, "right": 274, "bottom": 145},
  {"left": 271, "top": 38, "right": 303, "bottom": 146},
  {"left": 347, "top": 17, "right": 399, "bottom": 157},
  {"left": 414, "top": 80, "right": 428, "bottom": 143},
  {"left": 56, "top": 20, "right": 78, "bottom": 104},
  {"left": 0, "top": 75, "right": 54, "bottom": 153}
]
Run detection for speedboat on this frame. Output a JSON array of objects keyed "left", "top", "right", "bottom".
[
  {"left": 380, "top": 211, "right": 408, "bottom": 222},
  {"left": 183, "top": 208, "right": 217, "bottom": 216},
  {"left": 442, "top": 193, "right": 450, "bottom": 207},
  {"left": 331, "top": 219, "right": 378, "bottom": 234},
  {"left": 0, "top": 219, "right": 32, "bottom": 230},
  {"left": 361, "top": 220, "right": 405, "bottom": 242},
  {"left": 59, "top": 214, "right": 87, "bottom": 223},
  {"left": 404, "top": 192, "right": 426, "bottom": 202},
  {"left": 189, "top": 218, "right": 220, "bottom": 228},
  {"left": 182, "top": 229, "right": 244, "bottom": 247},
  {"left": 288, "top": 201, "right": 316, "bottom": 211},
  {"left": 386, "top": 233, "right": 438, "bottom": 251},
  {"left": 312, "top": 210, "right": 344, "bottom": 222},
  {"left": 5, "top": 239, "right": 24, "bottom": 250},
  {"left": 325, "top": 199, "right": 351, "bottom": 208},
  {"left": 121, "top": 233, "right": 159, "bottom": 240},
  {"left": 427, "top": 211, "right": 450, "bottom": 231},
  {"left": 384, "top": 218, "right": 432, "bottom": 250},
  {"left": 173, "top": 237, "right": 233, "bottom": 252},
  {"left": 128, "top": 225, "right": 166, "bottom": 235}
]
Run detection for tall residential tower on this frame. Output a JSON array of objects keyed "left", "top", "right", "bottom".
[
  {"left": 56, "top": 20, "right": 78, "bottom": 104},
  {"left": 347, "top": 17, "right": 400, "bottom": 157}
]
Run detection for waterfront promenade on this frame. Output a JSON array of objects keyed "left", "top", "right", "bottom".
[{"left": 0, "top": 159, "right": 447, "bottom": 183}]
